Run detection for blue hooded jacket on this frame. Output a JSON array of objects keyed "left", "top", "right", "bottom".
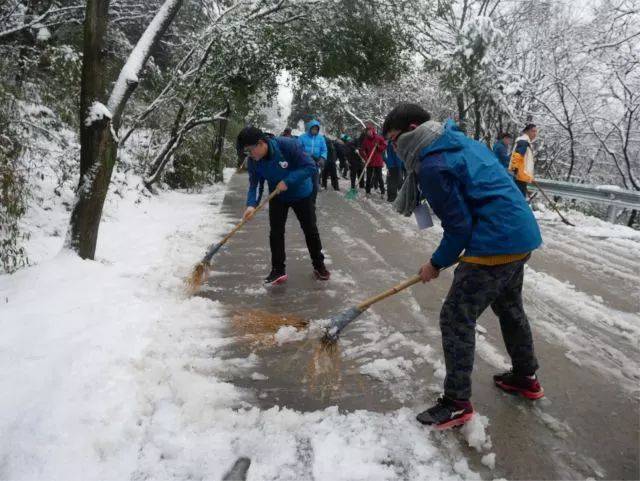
[
  {"left": 246, "top": 137, "right": 316, "bottom": 206},
  {"left": 492, "top": 140, "right": 510, "bottom": 169},
  {"left": 298, "top": 120, "right": 328, "bottom": 160},
  {"left": 385, "top": 142, "right": 405, "bottom": 169},
  {"left": 417, "top": 121, "right": 542, "bottom": 268}
]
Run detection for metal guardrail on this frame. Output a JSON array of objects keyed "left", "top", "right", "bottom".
[{"left": 530, "top": 179, "right": 640, "bottom": 210}]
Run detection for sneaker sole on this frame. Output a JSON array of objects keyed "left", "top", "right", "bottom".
[
  {"left": 265, "top": 274, "right": 288, "bottom": 286},
  {"left": 417, "top": 411, "right": 474, "bottom": 430},
  {"left": 314, "top": 271, "right": 330, "bottom": 281},
  {"left": 495, "top": 380, "right": 545, "bottom": 400}
]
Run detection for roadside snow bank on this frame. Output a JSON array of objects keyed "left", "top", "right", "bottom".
[{"left": 0, "top": 178, "right": 233, "bottom": 480}]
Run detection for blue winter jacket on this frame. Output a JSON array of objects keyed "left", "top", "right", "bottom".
[
  {"left": 492, "top": 140, "right": 510, "bottom": 169},
  {"left": 298, "top": 120, "right": 328, "bottom": 160},
  {"left": 385, "top": 142, "right": 405, "bottom": 170},
  {"left": 418, "top": 120, "right": 542, "bottom": 268},
  {"left": 246, "top": 137, "right": 316, "bottom": 206}
]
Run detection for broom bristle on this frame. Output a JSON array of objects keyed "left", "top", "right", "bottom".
[
  {"left": 320, "top": 333, "right": 338, "bottom": 352},
  {"left": 230, "top": 308, "right": 308, "bottom": 349},
  {"left": 306, "top": 339, "right": 342, "bottom": 395},
  {"left": 185, "top": 262, "right": 209, "bottom": 293}
]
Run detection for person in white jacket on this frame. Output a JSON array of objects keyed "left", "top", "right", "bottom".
[{"left": 509, "top": 124, "right": 537, "bottom": 197}]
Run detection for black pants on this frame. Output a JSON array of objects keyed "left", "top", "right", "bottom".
[
  {"left": 516, "top": 180, "right": 528, "bottom": 198},
  {"left": 365, "top": 166, "right": 385, "bottom": 194},
  {"left": 340, "top": 161, "right": 349, "bottom": 178},
  {"left": 350, "top": 164, "right": 364, "bottom": 189},
  {"left": 321, "top": 162, "right": 340, "bottom": 190},
  {"left": 439, "top": 257, "right": 538, "bottom": 400},
  {"left": 311, "top": 170, "right": 319, "bottom": 203},
  {"left": 269, "top": 196, "right": 324, "bottom": 272},
  {"left": 386, "top": 166, "right": 401, "bottom": 202}
]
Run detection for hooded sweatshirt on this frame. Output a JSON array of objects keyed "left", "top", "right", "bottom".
[
  {"left": 298, "top": 119, "right": 328, "bottom": 160},
  {"left": 246, "top": 137, "right": 316, "bottom": 206},
  {"left": 509, "top": 134, "right": 535, "bottom": 183},
  {"left": 359, "top": 127, "right": 387, "bottom": 168},
  {"left": 396, "top": 120, "right": 542, "bottom": 268}
]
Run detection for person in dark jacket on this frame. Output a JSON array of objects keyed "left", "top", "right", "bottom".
[
  {"left": 336, "top": 135, "right": 350, "bottom": 178},
  {"left": 238, "top": 126, "right": 330, "bottom": 284},
  {"left": 383, "top": 103, "right": 544, "bottom": 430},
  {"left": 342, "top": 135, "right": 364, "bottom": 189},
  {"left": 385, "top": 142, "right": 404, "bottom": 202},
  {"left": 321, "top": 137, "right": 340, "bottom": 191},
  {"left": 359, "top": 121, "right": 387, "bottom": 196},
  {"left": 492, "top": 132, "right": 513, "bottom": 169}
]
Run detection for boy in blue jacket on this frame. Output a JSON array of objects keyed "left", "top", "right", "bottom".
[
  {"left": 492, "top": 132, "right": 512, "bottom": 169},
  {"left": 382, "top": 103, "right": 544, "bottom": 430},
  {"left": 237, "top": 127, "right": 330, "bottom": 284}
]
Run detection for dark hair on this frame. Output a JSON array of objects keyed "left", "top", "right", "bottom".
[
  {"left": 382, "top": 103, "right": 431, "bottom": 136},
  {"left": 237, "top": 126, "right": 267, "bottom": 149},
  {"left": 499, "top": 132, "right": 513, "bottom": 140},
  {"left": 523, "top": 123, "right": 536, "bottom": 133}
]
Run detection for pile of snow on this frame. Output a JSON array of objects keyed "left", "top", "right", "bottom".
[
  {"left": 360, "top": 357, "right": 415, "bottom": 381},
  {"left": 84, "top": 101, "right": 112, "bottom": 127},
  {"left": 274, "top": 325, "right": 306, "bottom": 345},
  {"left": 461, "top": 414, "right": 492, "bottom": 453}
]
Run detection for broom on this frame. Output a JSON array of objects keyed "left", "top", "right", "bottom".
[
  {"left": 322, "top": 260, "right": 461, "bottom": 345},
  {"left": 532, "top": 180, "right": 575, "bottom": 226},
  {"left": 322, "top": 273, "right": 423, "bottom": 344},
  {"left": 187, "top": 188, "right": 280, "bottom": 291},
  {"left": 345, "top": 147, "right": 376, "bottom": 200}
]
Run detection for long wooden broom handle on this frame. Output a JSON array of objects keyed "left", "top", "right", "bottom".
[
  {"left": 356, "top": 258, "right": 461, "bottom": 311},
  {"left": 356, "top": 147, "right": 376, "bottom": 185},
  {"left": 531, "top": 180, "right": 573, "bottom": 226},
  {"left": 357, "top": 274, "right": 422, "bottom": 310},
  {"left": 218, "top": 189, "right": 280, "bottom": 246}
]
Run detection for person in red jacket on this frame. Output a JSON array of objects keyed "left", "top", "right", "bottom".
[{"left": 359, "top": 121, "right": 387, "bottom": 196}]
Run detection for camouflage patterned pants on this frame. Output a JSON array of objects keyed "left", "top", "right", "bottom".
[{"left": 440, "top": 257, "right": 539, "bottom": 400}]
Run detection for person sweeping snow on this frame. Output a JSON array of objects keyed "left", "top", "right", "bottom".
[
  {"left": 238, "top": 126, "right": 330, "bottom": 285},
  {"left": 383, "top": 103, "right": 544, "bottom": 430}
]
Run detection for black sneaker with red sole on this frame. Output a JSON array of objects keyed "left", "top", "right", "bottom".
[
  {"left": 313, "top": 265, "right": 331, "bottom": 280},
  {"left": 416, "top": 396, "right": 474, "bottom": 430},
  {"left": 494, "top": 370, "right": 544, "bottom": 399},
  {"left": 264, "top": 269, "right": 288, "bottom": 286}
]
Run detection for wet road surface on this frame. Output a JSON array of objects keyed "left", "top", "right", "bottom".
[{"left": 200, "top": 173, "right": 639, "bottom": 481}]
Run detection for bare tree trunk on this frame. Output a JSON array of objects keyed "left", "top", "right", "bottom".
[
  {"left": 67, "top": 0, "right": 184, "bottom": 259},
  {"left": 473, "top": 94, "right": 481, "bottom": 140},
  {"left": 457, "top": 93, "right": 466, "bottom": 133},
  {"left": 212, "top": 104, "right": 231, "bottom": 183},
  {"left": 66, "top": 0, "right": 113, "bottom": 259}
]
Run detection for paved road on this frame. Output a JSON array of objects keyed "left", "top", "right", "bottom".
[{"left": 200, "top": 173, "right": 639, "bottom": 481}]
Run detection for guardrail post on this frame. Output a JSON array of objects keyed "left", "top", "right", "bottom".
[{"left": 607, "top": 204, "right": 619, "bottom": 223}]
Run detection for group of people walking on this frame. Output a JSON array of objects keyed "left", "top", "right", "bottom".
[
  {"left": 235, "top": 104, "right": 543, "bottom": 432},
  {"left": 281, "top": 119, "right": 409, "bottom": 203}
]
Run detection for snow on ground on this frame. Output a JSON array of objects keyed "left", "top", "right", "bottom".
[{"left": 1, "top": 170, "right": 481, "bottom": 480}]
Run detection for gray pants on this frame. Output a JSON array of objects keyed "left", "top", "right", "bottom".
[{"left": 440, "top": 257, "right": 539, "bottom": 400}]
